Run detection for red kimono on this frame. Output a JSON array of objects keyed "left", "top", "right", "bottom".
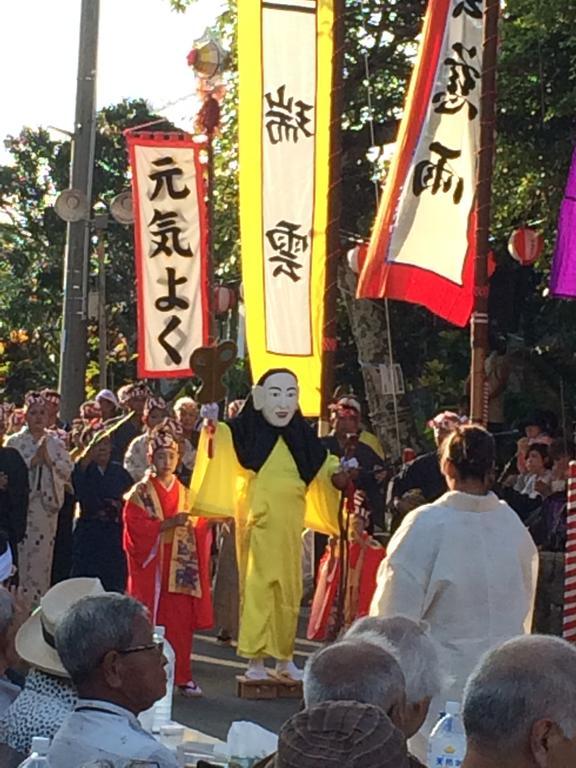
[
  {"left": 123, "top": 475, "right": 213, "bottom": 685},
  {"left": 307, "top": 532, "right": 386, "bottom": 641}
]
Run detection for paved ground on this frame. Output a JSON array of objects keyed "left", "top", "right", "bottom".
[{"left": 173, "top": 626, "right": 320, "bottom": 741}]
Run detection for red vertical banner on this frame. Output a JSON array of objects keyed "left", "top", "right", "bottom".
[
  {"left": 358, "top": 0, "right": 484, "bottom": 327},
  {"left": 127, "top": 133, "right": 209, "bottom": 378}
]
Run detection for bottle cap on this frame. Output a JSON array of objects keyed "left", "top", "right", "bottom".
[
  {"left": 31, "top": 737, "right": 50, "bottom": 755},
  {"left": 445, "top": 701, "right": 461, "bottom": 715}
]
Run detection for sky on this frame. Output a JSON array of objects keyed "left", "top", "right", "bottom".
[{"left": 0, "top": 0, "right": 223, "bottom": 159}]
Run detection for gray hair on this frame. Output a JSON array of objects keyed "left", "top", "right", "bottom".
[
  {"left": 345, "top": 616, "right": 444, "bottom": 703},
  {"left": 0, "top": 588, "right": 13, "bottom": 636},
  {"left": 303, "top": 640, "right": 405, "bottom": 713},
  {"left": 463, "top": 634, "right": 576, "bottom": 751},
  {"left": 55, "top": 594, "right": 147, "bottom": 684}
]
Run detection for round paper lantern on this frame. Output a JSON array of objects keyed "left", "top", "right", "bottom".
[
  {"left": 347, "top": 243, "right": 368, "bottom": 274},
  {"left": 507, "top": 227, "right": 544, "bottom": 266},
  {"left": 214, "top": 285, "right": 237, "bottom": 315}
]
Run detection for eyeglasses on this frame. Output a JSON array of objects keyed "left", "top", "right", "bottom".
[{"left": 118, "top": 639, "right": 164, "bottom": 657}]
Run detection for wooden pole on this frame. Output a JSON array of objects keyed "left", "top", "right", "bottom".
[
  {"left": 94, "top": 216, "right": 108, "bottom": 390},
  {"left": 470, "top": 0, "right": 499, "bottom": 424},
  {"left": 206, "top": 131, "right": 217, "bottom": 345},
  {"left": 319, "top": 0, "right": 345, "bottom": 435}
]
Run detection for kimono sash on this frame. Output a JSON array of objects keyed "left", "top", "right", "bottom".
[{"left": 126, "top": 479, "right": 202, "bottom": 598}]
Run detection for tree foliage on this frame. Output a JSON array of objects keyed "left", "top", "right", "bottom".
[
  {"left": 0, "top": 99, "right": 167, "bottom": 401},
  {"left": 171, "top": 0, "right": 576, "bottom": 429},
  {"left": 2, "top": 0, "right": 576, "bottom": 427}
]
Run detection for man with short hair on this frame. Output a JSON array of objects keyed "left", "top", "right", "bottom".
[
  {"left": 48, "top": 593, "right": 178, "bottom": 768},
  {"left": 303, "top": 640, "right": 407, "bottom": 732},
  {"left": 462, "top": 634, "right": 576, "bottom": 768},
  {"left": 345, "top": 616, "right": 444, "bottom": 745}
]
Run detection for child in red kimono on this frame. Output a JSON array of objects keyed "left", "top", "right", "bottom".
[{"left": 123, "top": 428, "right": 213, "bottom": 696}]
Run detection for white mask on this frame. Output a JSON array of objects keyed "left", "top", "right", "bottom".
[{"left": 253, "top": 372, "right": 299, "bottom": 428}]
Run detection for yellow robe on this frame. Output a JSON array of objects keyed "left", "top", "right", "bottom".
[{"left": 190, "top": 422, "right": 340, "bottom": 660}]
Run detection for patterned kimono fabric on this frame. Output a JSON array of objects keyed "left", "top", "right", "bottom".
[
  {"left": 123, "top": 475, "right": 212, "bottom": 685},
  {"left": 5, "top": 428, "right": 72, "bottom": 606}
]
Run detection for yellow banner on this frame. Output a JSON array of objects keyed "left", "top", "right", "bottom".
[{"left": 238, "top": 0, "right": 334, "bottom": 416}]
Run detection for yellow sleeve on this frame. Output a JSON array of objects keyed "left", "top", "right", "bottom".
[
  {"left": 304, "top": 453, "right": 342, "bottom": 537},
  {"left": 360, "top": 430, "right": 385, "bottom": 461},
  {"left": 189, "top": 422, "right": 248, "bottom": 518}
]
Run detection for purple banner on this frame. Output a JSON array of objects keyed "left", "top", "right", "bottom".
[{"left": 551, "top": 148, "right": 576, "bottom": 299}]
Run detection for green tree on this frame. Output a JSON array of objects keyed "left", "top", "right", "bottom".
[
  {"left": 171, "top": 0, "right": 576, "bottom": 445},
  {"left": 0, "top": 99, "right": 166, "bottom": 401}
]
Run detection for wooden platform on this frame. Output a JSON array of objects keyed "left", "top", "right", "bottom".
[{"left": 236, "top": 675, "right": 303, "bottom": 700}]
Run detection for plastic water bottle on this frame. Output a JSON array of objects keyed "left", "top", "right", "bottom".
[
  {"left": 427, "top": 701, "right": 467, "bottom": 768},
  {"left": 151, "top": 625, "right": 175, "bottom": 733},
  {"left": 20, "top": 737, "right": 50, "bottom": 767}
]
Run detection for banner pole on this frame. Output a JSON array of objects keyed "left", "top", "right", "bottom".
[
  {"left": 319, "top": 0, "right": 345, "bottom": 434},
  {"left": 470, "top": 0, "right": 499, "bottom": 424}
]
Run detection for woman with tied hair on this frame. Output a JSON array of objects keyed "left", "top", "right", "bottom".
[
  {"left": 123, "top": 427, "right": 212, "bottom": 697},
  {"left": 370, "top": 425, "right": 539, "bottom": 760},
  {"left": 6, "top": 393, "right": 73, "bottom": 606}
]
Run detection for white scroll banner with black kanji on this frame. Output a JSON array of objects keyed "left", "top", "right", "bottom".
[
  {"left": 127, "top": 133, "right": 208, "bottom": 378},
  {"left": 239, "top": 0, "right": 334, "bottom": 416},
  {"left": 359, "top": 0, "right": 484, "bottom": 327},
  {"left": 261, "top": 3, "right": 316, "bottom": 355}
]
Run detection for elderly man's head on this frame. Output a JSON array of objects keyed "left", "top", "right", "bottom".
[
  {"left": 55, "top": 594, "right": 167, "bottom": 716},
  {"left": 303, "top": 640, "right": 406, "bottom": 731},
  {"left": 345, "top": 616, "right": 443, "bottom": 737},
  {"left": 463, "top": 635, "right": 576, "bottom": 768}
]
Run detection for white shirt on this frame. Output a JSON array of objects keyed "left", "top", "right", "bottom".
[
  {"left": 47, "top": 699, "right": 178, "bottom": 768},
  {"left": 370, "top": 490, "right": 538, "bottom": 760}
]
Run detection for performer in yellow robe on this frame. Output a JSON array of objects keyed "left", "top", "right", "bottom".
[{"left": 190, "top": 369, "right": 350, "bottom": 681}]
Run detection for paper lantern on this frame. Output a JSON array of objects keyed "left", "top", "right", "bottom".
[
  {"left": 214, "top": 285, "right": 237, "bottom": 315},
  {"left": 347, "top": 243, "right": 368, "bottom": 275},
  {"left": 508, "top": 227, "right": 544, "bottom": 266}
]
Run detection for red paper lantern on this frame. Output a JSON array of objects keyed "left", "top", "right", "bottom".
[
  {"left": 214, "top": 285, "right": 237, "bottom": 315},
  {"left": 347, "top": 243, "right": 368, "bottom": 275},
  {"left": 507, "top": 227, "right": 544, "bottom": 266}
]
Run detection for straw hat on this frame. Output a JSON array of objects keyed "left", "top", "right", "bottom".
[{"left": 15, "top": 578, "right": 104, "bottom": 678}]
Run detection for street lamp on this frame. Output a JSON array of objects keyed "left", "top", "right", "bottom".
[{"left": 54, "top": 188, "right": 133, "bottom": 390}]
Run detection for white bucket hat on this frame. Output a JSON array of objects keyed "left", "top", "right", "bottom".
[{"left": 15, "top": 578, "right": 104, "bottom": 678}]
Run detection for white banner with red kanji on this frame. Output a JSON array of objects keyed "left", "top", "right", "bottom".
[
  {"left": 127, "top": 133, "right": 208, "bottom": 378},
  {"left": 358, "top": 0, "right": 484, "bottom": 327}
]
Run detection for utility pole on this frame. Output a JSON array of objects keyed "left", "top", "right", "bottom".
[
  {"left": 59, "top": 0, "right": 99, "bottom": 422},
  {"left": 470, "top": 0, "right": 499, "bottom": 424}
]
